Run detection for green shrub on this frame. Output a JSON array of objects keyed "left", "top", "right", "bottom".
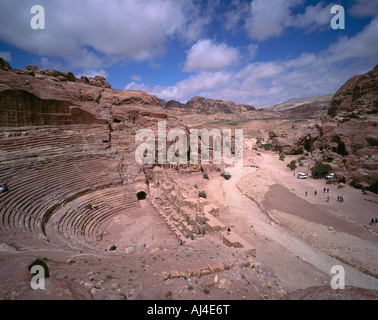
[
  {"left": 194, "top": 184, "right": 198, "bottom": 189},
  {"left": 263, "top": 143, "right": 273, "bottom": 150},
  {"left": 279, "top": 154, "right": 285, "bottom": 161},
  {"left": 199, "top": 191, "right": 207, "bottom": 198},
  {"left": 221, "top": 172, "right": 231, "bottom": 180},
  {"left": 287, "top": 160, "right": 297, "bottom": 171},
  {"left": 203, "top": 173, "right": 209, "bottom": 180}
]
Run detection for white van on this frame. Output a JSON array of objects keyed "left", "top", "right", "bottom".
[{"left": 298, "top": 173, "right": 308, "bottom": 179}]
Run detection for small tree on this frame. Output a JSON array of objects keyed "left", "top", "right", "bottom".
[
  {"left": 287, "top": 160, "right": 297, "bottom": 171},
  {"left": 203, "top": 173, "right": 209, "bottom": 180},
  {"left": 311, "top": 162, "right": 332, "bottom": 179},
  {"left": 279, "top": 154, "right": 286, "bottom": 161}
]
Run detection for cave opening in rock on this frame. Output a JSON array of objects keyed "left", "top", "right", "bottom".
[{"left": 137, "top": 191, "right": 147, "bottom": 201}]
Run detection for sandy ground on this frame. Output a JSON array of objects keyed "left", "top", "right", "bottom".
[{"left": 215, "top": 143, "right": 378, "bottom": 291}]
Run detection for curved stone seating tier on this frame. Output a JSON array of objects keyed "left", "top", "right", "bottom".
[
  {"left": 46, "top": 186, "right": 139, "bottom": 251},
  {"left": 0, "top": 158, "right": 122, "bottom": 247},
  {"left": 0, "top": 124, "right": 124, "bottom": 250},
  {"left": 0, "top": 125, "right": 110, "bottom": 166}
]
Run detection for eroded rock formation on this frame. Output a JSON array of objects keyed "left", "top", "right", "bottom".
[
  {"left": 161, "top": 96, "right": 256, "bottom": 114},
  {"left": 269, "top": 65, "right": 378, "bottom": 192}
]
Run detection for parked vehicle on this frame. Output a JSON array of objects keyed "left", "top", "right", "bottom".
[
  {"left": 298, "top": 172, "right": 308, "bottom": 179},
  {"left": 325, "top": 173, "right": 335, "bottom": 179}
]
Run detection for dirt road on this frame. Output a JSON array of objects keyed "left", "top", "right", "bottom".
[{"left": 206, "top": 150, "right": 378, "bottom": 292}]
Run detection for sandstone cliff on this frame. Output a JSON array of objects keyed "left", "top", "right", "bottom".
[
  {"left": 269, "top": 65, "right": 378, "bottom": 192},
  {"left": 0, "top": 58, "right": 167, "bottom": 127}
]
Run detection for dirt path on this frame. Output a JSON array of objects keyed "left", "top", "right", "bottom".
[{"left": 206, "top": 153, "right": 378, "bottom": 291}]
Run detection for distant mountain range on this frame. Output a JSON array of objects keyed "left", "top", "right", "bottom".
[
  {"left": 265, "top": 94, "right": 333, "bottom": 112},
  {"left": 157, "top": 94, "right": 333, "bottom": 116},
  {"left": 157, "top": 96, "right": 256, "bottom": 114}
]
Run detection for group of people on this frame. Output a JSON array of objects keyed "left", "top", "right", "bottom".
[
  {"left": 304, "top": 189, "right": 343, "bottom": 203},
  {"left": 369, "top": 218, "right": 378, "bottom": 226},
  {"left": 83, "top": 204, "right": 99, "bottom": 211}
]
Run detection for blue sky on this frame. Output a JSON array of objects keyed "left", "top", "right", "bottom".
[{"left": 0, "top": 0, "right": 377, "bottom": 106}]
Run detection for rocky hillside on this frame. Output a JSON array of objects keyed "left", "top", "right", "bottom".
[
  {"left": 159, "top": 96, "right": 256, "bottom": 114},
  {"left": 328, "top": 65, "right": 378, "bottom": 118},
  {"left": 262, "top": 94, "right": 332, "bottom": 119},
  {"left": 267, "top": 94, "right": 333, "bottom": 112},
  {"left": 269, "top": 65, "right": 378, "bottom": 192},
  {"left": 0, "top": 58, "right": 167, "bottom": 127}
]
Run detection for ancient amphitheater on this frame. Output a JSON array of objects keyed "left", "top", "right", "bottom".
[{"left": 0, "top": 59, "right": 377, "bottom": 301}]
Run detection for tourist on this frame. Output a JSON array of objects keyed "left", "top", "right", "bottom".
[
  {"left": 327, "top": 188, "right": 329, "bottom": 193},
  {"left": 305, "top": 191, "right": 307, "bottom": 196},
  {"left": 1, "top": 183, "right": 9, "bottom": 192},
  {"left": 327, "top": 196, "right": 330, "bottom": 202},
  {"left": 324, "top": 188, "right": 326, "bottom": 193},
  {"left": 314, "top": 191, "right": 317, "bottom": 196},
  {"left": 337, "top": 196, "right": 340, "bottom": 202},
  {"left": 370, "top": 218, "right": 375, "bottom": 225},
  {"left": 375, "top": 218, "right": 378, "bottom": 224},
  {"left": 340, "top": 196, "right": 344, "bottom": 202},
  {"left": 227, "top": 226, "right": 231, "bottom": 234}
]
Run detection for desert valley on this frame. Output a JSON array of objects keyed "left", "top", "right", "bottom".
[{"left": 0, "top": 58, "right": 377, "bottom": 301}]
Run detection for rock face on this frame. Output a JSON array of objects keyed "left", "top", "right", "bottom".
[
  {"left": 270, "top": 65, "right": 378, "bottom": 192},
  {"left": 328, "top": 65, "right": 378, "bottom": 118},
  {"left": 0, "top": 58, "right": 167, "bottom": 127},
  {"left": 162, "top": 96, "right": 256, "bottom": 114}
]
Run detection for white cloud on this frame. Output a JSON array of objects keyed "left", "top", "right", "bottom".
[
  {"left": 245, "top": 0, "right": 333, "bottom": 41},
  {"left": 0, "top": 0, "right": 209, "bottom": 69},
  {"left": 183, "top": 39, "right": 240, "bottom": 72},
  {"left": 132, "top": 75, "right": 143, "bottom": 82},
  {"left": 126, "top": 17, "right": 378, "bottom": 106},
  {"left": 245, "top": 0, "right": 301, "bottom": 41},
  {"left": 220, "top": 0, "right": 250, "bottom": 32},
  {"left": 247, "top": 44, "right": 258, "bottom": 59},
  {"left": 0, "top": 51, "right": 12, "bottom": 62},
  {"left": 76, "top": 69, "right": 109, "bottom": 80}
]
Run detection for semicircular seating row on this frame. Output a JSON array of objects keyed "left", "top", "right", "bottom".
[
  {"left": 47, "top": 186, "right": 140, "bottom": 251},
  {"left": 0, "top": 124, "right": 138, "bottom": 251}
]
